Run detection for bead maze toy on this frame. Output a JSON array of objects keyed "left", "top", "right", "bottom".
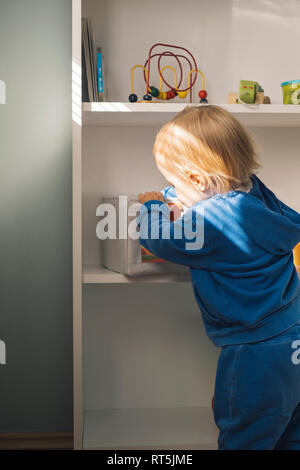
[
  {"left": 128, "top": 43, "right": 208, "bottom": 104},
  {"left": 228, "top": 80, "right": 271, "bottom": 105}
]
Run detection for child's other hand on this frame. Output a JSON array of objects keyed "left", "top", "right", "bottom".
[{"left": 138, "top": 191, "right": 165, "bottom": 204}]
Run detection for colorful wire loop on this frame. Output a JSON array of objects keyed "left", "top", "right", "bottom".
[{"left": 129, "top": 43, "right": 207, "bottom": 103}]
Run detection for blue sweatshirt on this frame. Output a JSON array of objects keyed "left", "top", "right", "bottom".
[{"left": 136, "top": 174, "right": 300, "bottom": 347}]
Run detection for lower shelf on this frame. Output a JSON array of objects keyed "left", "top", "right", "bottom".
[
  {"left": 82, "top": 266, "right": 191, "bottom": 284},
  {"left": 83, "top": 406, "right": 218, "bottom": 450},
  {"left": 83, "top": 265, "right": 300, "bottom": 283}
]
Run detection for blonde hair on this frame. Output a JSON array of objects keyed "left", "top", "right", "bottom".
[{"left": 153, "top": 105, "right": 262, "bottom": 194}]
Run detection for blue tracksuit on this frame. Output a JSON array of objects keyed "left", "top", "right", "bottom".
[{"left": 136, "top": 174, "right": 300, "bottom": 449}]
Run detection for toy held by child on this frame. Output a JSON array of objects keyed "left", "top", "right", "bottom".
[
  {"left": 137, "top": 105, "right": 300, "bottom": 450},
  {"left": 138, "top": 191, "right": 183, "bottom": 262}
]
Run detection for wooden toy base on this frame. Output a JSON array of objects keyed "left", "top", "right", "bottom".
[
  {"left": 137, "top": 100, "right": 160, "bottom": 103},
  {"left": 228, "top": 91, "right": 271, "bottom": 104}
]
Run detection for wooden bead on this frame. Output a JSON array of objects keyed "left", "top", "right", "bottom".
[
  {"left": 199, "top": 89, "right": 207, "bottom": 99},
  {"left": 177, "top": 91, "right": 187, "bottom": 99},
  {"left": 150, "top": 86, "right": 159, "bottom": 97},
  {"left": 129, "top": 93, "right": 138, "bottom": 102},
  {"left": 143, "top": 94, "right": 152, "bottom": 101}
]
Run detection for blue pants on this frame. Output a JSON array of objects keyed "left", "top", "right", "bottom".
[{"left": 213, "top": 321, "right": 300, "bottom": 450}]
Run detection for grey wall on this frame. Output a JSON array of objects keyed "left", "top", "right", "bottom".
[{"left": 0, "top": 0, "right": 72, "bottom": 431}]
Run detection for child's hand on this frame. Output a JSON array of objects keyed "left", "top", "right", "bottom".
[{"left": 138, "top": 191, "right": 165, "bottom": 204}]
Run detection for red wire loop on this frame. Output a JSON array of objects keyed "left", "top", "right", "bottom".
[
  {"left": 145, "top": 43, "right": 199, "bottom": 103},
  {"left": 143, "top": 52, "right": 184, "bottom": 90}
]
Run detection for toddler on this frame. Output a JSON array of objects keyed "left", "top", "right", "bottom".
[{"left": 137, "top": 105, "right": 300, "bottom": 450}]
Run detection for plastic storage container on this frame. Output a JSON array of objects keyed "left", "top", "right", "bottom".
[
  {"left": 281, "top": 80, "right": 300, "bottom": 104},
  {"left": 99, "top": 196, "right": 189, "bottom": 276}
]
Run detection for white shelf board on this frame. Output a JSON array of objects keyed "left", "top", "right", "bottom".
[
  {"left": 83, "top": 266, "right": 191, "bottom": 284},
  {"left": 83, "top": 406, "right": 218, "bottom": 450},
  {"left": 83, "top": 265, "right": 300, "bottom": 284},
  {"left": 83, "top": 103, "right": 300, "bottom": 127}
]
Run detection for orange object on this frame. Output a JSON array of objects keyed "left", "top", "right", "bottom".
[
  {"left": 141, "top": 246, "right": 167, "bottom": 263},
  {"left": 293, "top": 243, "right": 300, "bottom": 270},
  {"left": 168, "top": 202, "right": 182, "bottom": 222}
]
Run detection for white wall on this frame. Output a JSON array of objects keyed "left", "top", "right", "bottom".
[
  {"left": 82, "top": 126, "right": 300, "bottom": 267},
  {"left": 83, "top": 0, "right": 300, "bottom": 104}
]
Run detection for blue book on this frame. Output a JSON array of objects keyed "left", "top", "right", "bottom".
[{"left": 97, "top": 48, "right": 104, "bottom": 94}]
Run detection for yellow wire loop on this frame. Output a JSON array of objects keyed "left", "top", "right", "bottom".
[
  {"left": 130, "top": 64, "right": 150, "bottom": 94},
  {"left": 187, "top": 69, "right": 205, "bottom": 91},
  {"left": 159, "top": 65, "right": 178, "bottom": 92},
  {"left": 130, "top": 65, "right": 204, "bottom": 100}
]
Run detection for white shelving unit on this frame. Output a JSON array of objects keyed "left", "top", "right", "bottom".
[{"left": 73, "top": 0, "right": 300, "bottom": 450}]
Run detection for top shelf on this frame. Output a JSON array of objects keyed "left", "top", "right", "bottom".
[{"left": 83, "top": 103, "right": 300, "bottom": 127}]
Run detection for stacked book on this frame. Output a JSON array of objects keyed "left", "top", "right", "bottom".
[{"left": 82, "top": 18, "right": 106, "bottom": 102}]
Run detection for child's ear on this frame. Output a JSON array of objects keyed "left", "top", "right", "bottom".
[{"left": 187, "top": 172, "right": 207, "bottom": 192}]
